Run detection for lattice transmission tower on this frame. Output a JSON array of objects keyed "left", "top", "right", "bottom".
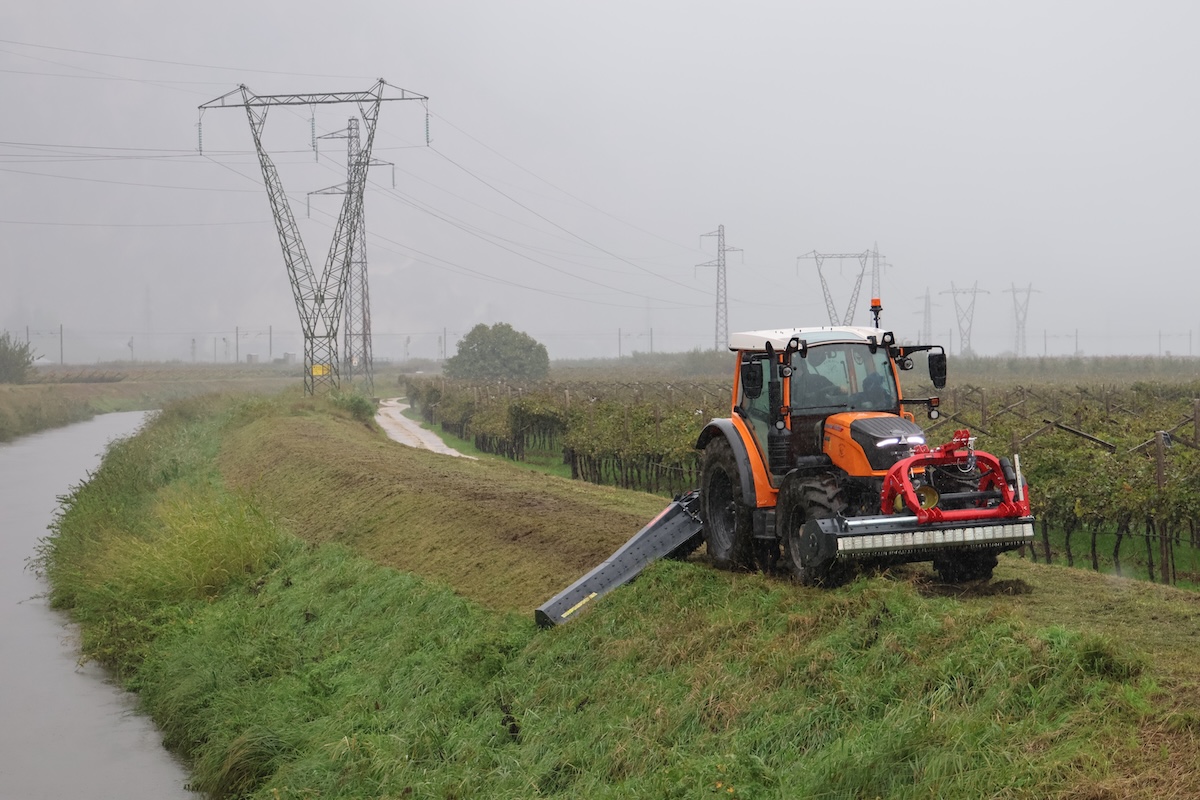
[
  {"left": 1003, "top": 283, "right": 1038, "bottom": 357},
  {"left": 941, "top": 282, "right": 989, "bottom": 355},
  {"left": 870, "top": 242, "right": 890, "bottom": 303},
  {"left": 698, "top": 225, "right": 740, "bottom": 350},
  {"left": 797, "top": 250, "right": 870, "bottom": 325},
  {"left": 199, "top": 80, "right": 427, "bottom": 394},
  {"left": 310, "top": 118, "right": 395, "bottom": 394},
  {"left": 917, "top": 287, "right": 933, "bottom": 344}
]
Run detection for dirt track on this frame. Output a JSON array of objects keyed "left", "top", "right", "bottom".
[{"left": 375, "top": 398, "right": 474, "bottom": 458}]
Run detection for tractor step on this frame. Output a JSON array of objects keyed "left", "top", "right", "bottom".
[{"left": 535, "top": 491, "right": 703, "bottom": 627}]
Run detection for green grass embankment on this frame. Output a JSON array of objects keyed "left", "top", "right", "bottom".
[{"left": 38, "top": 392, "right": 1200, "bottom": 798}]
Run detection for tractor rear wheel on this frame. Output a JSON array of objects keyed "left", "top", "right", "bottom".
[
  {"left": 699, "top": 437, "right": 754, "bottom": 570},
  {"left": 778, "top": 474, "right": 848, "bottom": 586}
]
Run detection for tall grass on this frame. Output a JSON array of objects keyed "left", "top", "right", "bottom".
[
  {"left": 0, "top": 384, "right": 94, "bottom": 441},
  {"left": 126, "top": 554, "right": 1154, "bottom": 799}
]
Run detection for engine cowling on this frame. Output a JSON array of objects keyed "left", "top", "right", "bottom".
[{"left": 822, "top": 412, "right": 927, "bottom": 477}]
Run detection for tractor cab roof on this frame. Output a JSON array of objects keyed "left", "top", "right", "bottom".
[{"left": 728, "top": 326, "right": 889, "bottom": 352}]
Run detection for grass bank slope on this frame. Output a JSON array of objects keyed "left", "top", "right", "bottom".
[
  {"left": 217, "top": 399, "right": 667, "bottom": 614},
  {"left": 37, "top": 393, "right": 1200, "bottom": 798}
]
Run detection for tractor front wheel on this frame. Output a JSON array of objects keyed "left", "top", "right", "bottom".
[
  {"left": 699, "top": 437, "right": 754, "bottom": 570},
  {"left": 778, "top": 474, "right": 849, "bottom": 586}
]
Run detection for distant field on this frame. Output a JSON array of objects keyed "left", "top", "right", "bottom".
[{"left": 0, "top": 362, "right": 301, "bottom": 441}]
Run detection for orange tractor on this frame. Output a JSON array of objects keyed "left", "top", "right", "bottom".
[
  {"left": 536, "top": 314, "right": 1033, "bottom": 626},
  {"left": 695, "top": 323, "right": 1031, "bottom": 586}
]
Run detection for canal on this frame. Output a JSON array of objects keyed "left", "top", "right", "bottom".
[{"left": 0, "top": 412, "right": 197, "bottom": 799}]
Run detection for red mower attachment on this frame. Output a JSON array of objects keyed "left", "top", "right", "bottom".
[{"left": 881, "top": 429, "right": 1031, "bottom": 523}]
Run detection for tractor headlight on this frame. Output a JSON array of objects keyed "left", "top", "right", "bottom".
[{"left": 875, "top": 434, "right": 925, "bottom": 448}]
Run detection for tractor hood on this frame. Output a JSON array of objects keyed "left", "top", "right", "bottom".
[{"left": 851, "top": 415, "right": 927, "bottom": 470}]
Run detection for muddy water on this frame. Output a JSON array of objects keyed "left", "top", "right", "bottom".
[{"left": 0, "top": 412, "right": 197, "bottom": 799}]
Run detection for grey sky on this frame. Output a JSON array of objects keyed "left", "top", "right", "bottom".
[{"left": 2, "top": 1, "right": 1197, "bottom": 363}]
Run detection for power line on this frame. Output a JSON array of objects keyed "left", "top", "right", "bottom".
[
  {"left": 426, "top": 110, "right": 708, "bottom": 258},
  {"left": 0, "top": 38, "right": 376, "bottom": 80},
  {"left": 0, "top": 219, "right": 267, "bottom": 228},
  {"left": 429, "top": 146, "right": 712, "bottom": 299}
]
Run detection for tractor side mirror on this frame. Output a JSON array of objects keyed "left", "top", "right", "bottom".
[
  {"left": 741, "top": 360, "right": 763, "bottom": 399},
  {"left": 928, "top": 352, "right": 948, "bottom": 389}
]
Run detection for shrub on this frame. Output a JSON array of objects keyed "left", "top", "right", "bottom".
[{"left": 0, "top": 330, "right": 35, "bottom": 383}]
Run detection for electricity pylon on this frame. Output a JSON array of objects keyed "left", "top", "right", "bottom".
[
  {"left": 941, "top": 282, "right": 989, "bottom": 356},
  {"left": 1003, "top": 283, "right": 1038, "bottom": 357},
  {"left": 310, "top": 118, "right": 395, "bottom": 394},
  {"left": 870, "top": 242, "right": 890, "bottom": 303},
  {"left": 199, "top": 80, "right": 427, "bottom": 394},
  {"left": 698, "top": 225, "right": 741, "bottom": 350},
  {"left": 916, "top": 287, "right": 933, "bottom": 344},
  {"left": 797, "top": 250, "right": 870, "bottom": 325}
]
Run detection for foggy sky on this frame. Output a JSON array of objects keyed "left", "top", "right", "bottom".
[{"left": 2, "top": 1, "right": 1197, "bottom": 364}]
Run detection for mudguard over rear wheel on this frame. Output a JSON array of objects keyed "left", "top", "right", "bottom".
[
  {"left": 699, "top": 437, "right": 754, "bottom": 570},
  {"left": 778, "top": 473, "right": 849, "bottom": 586}
]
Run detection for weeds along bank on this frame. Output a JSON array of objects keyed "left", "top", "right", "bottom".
[{"left": 35, "top": 391, "right": 1200, "bottom": 798}]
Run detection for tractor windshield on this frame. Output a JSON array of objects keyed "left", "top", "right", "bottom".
[{"left": 790, "top": 342, "right": 898, "bottom": 413}]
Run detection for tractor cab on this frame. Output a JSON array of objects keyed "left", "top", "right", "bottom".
[{"left": 732, "top": 327, "right": 944, "bottom": 481}]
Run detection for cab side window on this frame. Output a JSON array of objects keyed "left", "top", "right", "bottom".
[{"left": 737, "top": 355, "right": 772, "bottom": 456}]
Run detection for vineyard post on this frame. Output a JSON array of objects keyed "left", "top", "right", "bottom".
[
  {"left": 980, "top": 389, "right": 988, "bottom": 428},
  {"left": 1090, "top": 523, "right": 1099, "bottom": 572},
  {"left": 1156, "top": 431, "right": 1167, "bottom": 489},
  {"left": 1144, "top": 518, "right": 1156, "bottom": 583},
  {"left": 1194, "top": 398, "right": 1199, "bottom": 441},
  {"left": 1011, "top": 431, "right": 1026, "bottom": 559},
  {"left": 1112, "top": 521, "right": 1125, "bottom": 576},
  {"left": 1156, "top": 431, "right": 1170, "bottom": 585}
]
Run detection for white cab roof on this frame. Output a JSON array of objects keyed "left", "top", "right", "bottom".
[{"left": 727, "top": 326, "right": 887, "bottom": 352}]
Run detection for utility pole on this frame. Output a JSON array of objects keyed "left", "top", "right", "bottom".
[
  {"left": 199, "top": 80, "right": 427, "bottom": 394},
  {"left": 1003, "top": 283, "right": 1038, "bottom": 357},
  {"left": 941, "top": 282, "right": 989, "bottom": 356},
  {"left": 797, "top": 250, "right": 871, "bottom": 325},
  {"left": 698, "top": 225, "right": 741, "bottom": 350}
]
